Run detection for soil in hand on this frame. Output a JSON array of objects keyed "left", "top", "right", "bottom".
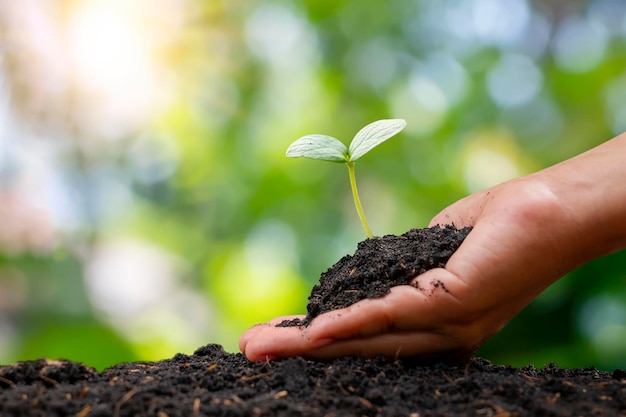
[{"left": 278, "top": 224, "right": 472, "bottom": 327}]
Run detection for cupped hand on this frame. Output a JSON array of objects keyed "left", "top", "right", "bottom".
[{"left": 240, "top": 176, "right": 581, "bottom": 362}]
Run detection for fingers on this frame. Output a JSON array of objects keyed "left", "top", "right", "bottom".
[
  {"left": 239, "top": 226, "right": 500, "bottom": 363},
  {"left": 305, "top": 286, "right": 433, "bottom": 342},
  {"left": 240, "top": 324, "right": 314, "bottom": 362},
  {"left": 240, "top": 268, "right": 476, "bottom": 362},
  {"left": 238, "top": 315, "right": 305, "bottom": 355},
  {"left": 241, "top": 322, "right": 470, "bottom": 362},
  {"left": 306, "top": 268, "right": 471, "bottom": 342},
  {"left": 303, "top": 331, "right": 469, "bottom": 360}
]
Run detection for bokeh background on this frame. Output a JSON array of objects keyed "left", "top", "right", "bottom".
[{"left": 1, "top": 0, "right": 625, "bottom": 371}]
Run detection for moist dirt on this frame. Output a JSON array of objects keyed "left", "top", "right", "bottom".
[
  {"left": 278, "top": 224, "right": 472, "bottom": 327},
  {"left": 1, "top": 345, "right": 624, "bottom": 416},
  {"left": 1, "top": 225, "right": 624, "bottom": 416}
]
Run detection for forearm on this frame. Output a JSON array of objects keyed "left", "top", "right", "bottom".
[{"left": 534, "top": 131, "right": 626, "bottom": 266}]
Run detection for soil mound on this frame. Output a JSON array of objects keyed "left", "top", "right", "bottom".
[
  {"left": 1, "top": 344, "right": 624, "bottom": 416},
  {"left": 279, "top": 225, "right": 471, "bottom": 327}
]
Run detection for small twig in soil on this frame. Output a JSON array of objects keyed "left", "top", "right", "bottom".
[
  {"left": 114, "top": 389, "right": 137, "bottom": 417},
  {"left": 192, "top": 398, "right": 200, "bottom": 416},
  {"left": 394, "top": 346, "right": 402, "bottom": 361},
  {"left": 464, "top": 363, "right": 471, "bottom": 378},
  {"left": 547, "top": 392, "right": 561, "bottom": 404},
  {"left": 39, "top": 375, "right": 59, "bottom": 385},
  {"left": 241, "top": 372, "right": 272, "bottom": 383},
  {"left": 75, "top": 405, "right": 92, "bottom": 417},
  {"left": 358, "top": 397, "right": 373, "bottom": 408},
  {"left": 247, "top": 390, "right": 289, "bottom": 404},
  {"left": 273, "top": 390, "right": 288, "bottom": 400},
  {"left": 0, "top": 375, "right": 15, "bottom": 386},
  {"left": 473, "top": 400, "right": 511, "bottom": 416},
  {"left": 337, "top": 383, "right": 350, "bottom": 396},
  {"left": 441, "top": 371, "right": 455, "bottom": 384},
  {"left": 79, "top": 385, "right": 90, "bottom": 398},
  {"left": 521, "top": 373, "right": 542, "bottom": 382}
]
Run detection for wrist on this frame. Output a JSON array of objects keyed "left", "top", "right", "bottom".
[{"left": 532, "top": 133, "right": 626, "bottom": 265}]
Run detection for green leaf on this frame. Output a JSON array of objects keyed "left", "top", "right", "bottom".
[
  {"left": 286, "top": 134, "right": 348, "bottom": 162},
  {"left": 348, "top": 119, "right": 407, "bottom": 162}
]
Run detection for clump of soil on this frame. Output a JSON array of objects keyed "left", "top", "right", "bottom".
[
  {"left": 279, "top": 225, "right": 472, "bottom": 327},
  {"left": 1, "top": 344, "right": 624, "bottom": 416}
]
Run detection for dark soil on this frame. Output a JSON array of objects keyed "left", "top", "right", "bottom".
[
  {"left": 1, "top": 345, "right": 625, "bottom": 416},
  {"left": 278, "top": 224, "right": 472, "bottom": 327},
  {"left": 1, "top": 225, "right": 624, "bottom": 416}
]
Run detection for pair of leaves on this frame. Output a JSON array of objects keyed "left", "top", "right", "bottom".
[{"left": 286, "top": 119, "right": 407, "bottom": 163}]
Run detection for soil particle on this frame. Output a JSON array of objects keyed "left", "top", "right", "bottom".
[
  {"left": 278, "top": 225, "right": 472, "bottom": 327},
  {"left": 1, "top": 344, "right": 624, "bottom": 416}
]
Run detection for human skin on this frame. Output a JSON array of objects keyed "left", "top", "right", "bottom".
[{"left": 239, "top": 132, "right": 626, "bottom": 362}]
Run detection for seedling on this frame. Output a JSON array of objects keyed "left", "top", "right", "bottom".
[{"left": 286, "top": 119, "right": 407, "bottom": 239}]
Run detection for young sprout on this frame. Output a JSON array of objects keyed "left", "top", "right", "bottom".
[{"left": 286, "top": 119, "right": 407, "bottom": 239}]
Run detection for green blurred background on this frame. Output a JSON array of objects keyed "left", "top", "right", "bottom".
[{"left": 1, "top": 0, "right": 625, "bottom": 371}]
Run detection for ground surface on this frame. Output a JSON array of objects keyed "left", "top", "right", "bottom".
[
  {"left": 1, "top": 345, "right": 625, "bottom": 416},
  {"left": 2, "top": 225, "right": 624, "bottom": 416}
]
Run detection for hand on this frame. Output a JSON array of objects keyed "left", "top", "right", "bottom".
[
  {"left": 241, "top": 133, "right": 626, "bottom": 361},
  {"left": 240, "top": 176, "right": 581, "bottom": 361}
]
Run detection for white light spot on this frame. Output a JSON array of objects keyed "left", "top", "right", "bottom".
[
  {"left": 85, "top": 239, "right": 184, "bottom": 319},
  {"left": 472, "top": 0, "right": 531, "bottom": 46},
  {"left": 245, "top": 4, "right": 318, "bottom": 69},
  {"left": 346, "top": 38, "right": 398, "bottom": 90},
  {"left": 604, "top": 75, "right": 626, "bottom": 135},
  {"left": 487, "top": 53, "right": 543, "bottom": 108},
  {"left": 463, "top": 148, "right": 519, "bottom": 192},
  {"left": 409, "top": 76, "right": 448, "bottom": 112},
  {"left": 244, "top": 220, "right": 297, "bottom": 296},
  {"left": 578, "top": 295, "right": 626, "bottom": 357},
  {"left": 390, "top": 81, "right": 446, "bottom": 137},
  {"left": 589, "top": 0, "right": 626, "bottom": 35},
  {"left": 414, "top": 53, "right": 469, "bottom": 107},
  {"left": 552, "top": 16, "right": 608, "bottom": 73},
  {"left": 460, "top": 134, "right": 524, "bottom": 193}
]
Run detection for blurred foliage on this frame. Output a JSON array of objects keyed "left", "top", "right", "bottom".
[{"left": 0, "top": 0, "right": 625, "bottom": 370}]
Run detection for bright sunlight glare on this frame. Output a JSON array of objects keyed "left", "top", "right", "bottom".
[
  {"left": 67, "top": 0, "right": 162, "bottom": 135},
  {"left": 69, "top": 9, "right": 144, "bottom": 89}
]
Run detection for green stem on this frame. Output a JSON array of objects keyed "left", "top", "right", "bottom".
[{"left": 347, "top": 161, "right": 373, "bottom": 239}]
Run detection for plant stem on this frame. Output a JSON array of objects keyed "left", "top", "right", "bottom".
[{"left": 346, "top": 161, "right": 373, "bottom": 239}]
